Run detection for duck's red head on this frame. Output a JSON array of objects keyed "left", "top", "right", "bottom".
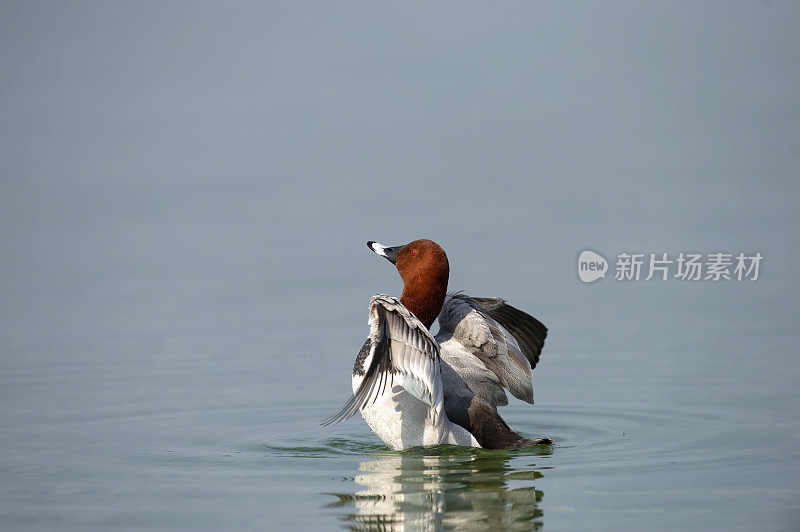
[{"left": 367, "top": 239, "right": 449, "bottom": 329}]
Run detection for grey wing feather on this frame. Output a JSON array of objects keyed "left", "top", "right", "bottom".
[
  {"left": 466, "top": 296, "right": 547, "bottom": 370},
  {"left": 436, "top": 294, "right": 547, "bottom": 410},
  {"left": 321, "top": 295, "right": 443, "bottom": 426}
]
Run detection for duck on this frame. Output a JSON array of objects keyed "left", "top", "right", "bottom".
[{"left": 322, "top": 239, "right": 552, "bottom": 450}]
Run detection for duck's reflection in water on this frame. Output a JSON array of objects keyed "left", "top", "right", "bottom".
[{"left": 328, "top": 447, "right": 551, "bottom": 531}]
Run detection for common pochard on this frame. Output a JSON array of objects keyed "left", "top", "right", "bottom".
[{"left": 322, "top": 239, "right": 551, "bottom": 450}]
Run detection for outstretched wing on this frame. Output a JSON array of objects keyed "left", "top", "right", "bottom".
[
  {"left": 321, "top": 294, "right": 443, "bottom": 426},
  {"left": 467, "top": 296, "right": 547, "bottom": 371},
  {"left": 436, "top": 294, "right": 547, "bottom": 410}
]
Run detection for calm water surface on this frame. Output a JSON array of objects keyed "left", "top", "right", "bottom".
[
  {"left": 2, "top": 2, "right": 799, "bottom": 530},
  {"left": 1, "top": 265, "right": 798, "bottom": 530}
]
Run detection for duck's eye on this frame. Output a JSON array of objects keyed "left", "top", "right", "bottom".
[{"left": 410, "top": 249, "right": 416, "bottom": 256}]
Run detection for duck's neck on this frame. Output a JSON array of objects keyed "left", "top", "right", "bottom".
[{"left": 400, "top": 270, "right": 449, "bottom": 330}]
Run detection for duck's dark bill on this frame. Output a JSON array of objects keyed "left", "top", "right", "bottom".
[{"left": 367, "top": 241, "right": 405, "bottom": 264}]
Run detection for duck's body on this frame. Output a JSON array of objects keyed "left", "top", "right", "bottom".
[
  {"left": 323, "top": 240, "right": 550, "bottom": 450},
  {"left": 353, "top": 360, "right": 480, "bottom": 449}
]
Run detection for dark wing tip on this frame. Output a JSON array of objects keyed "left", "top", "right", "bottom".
[
  {"left": 320, "top": 394, "right": 360, "bottom": 426},
  {"left": 467, "top": 296, "right": 548, "bottom": 370},
  {"left": 322, "top": 322, "right": 393, "bottom": 428}
]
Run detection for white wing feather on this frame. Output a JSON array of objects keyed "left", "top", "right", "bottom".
[{"left": 321, "top": 295, "right": 443, "bottom": 426}]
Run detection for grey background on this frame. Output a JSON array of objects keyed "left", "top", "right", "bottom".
[{"left": 1, "top": 2, "right": 799, "bottom": 530}]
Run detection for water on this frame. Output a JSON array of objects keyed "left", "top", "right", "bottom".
[
  {"left": 2, "top": 2, "right": 799, "bottom": 530},
  {"left": 1, "top": 261, "right": 798, "bottom": 530}
]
